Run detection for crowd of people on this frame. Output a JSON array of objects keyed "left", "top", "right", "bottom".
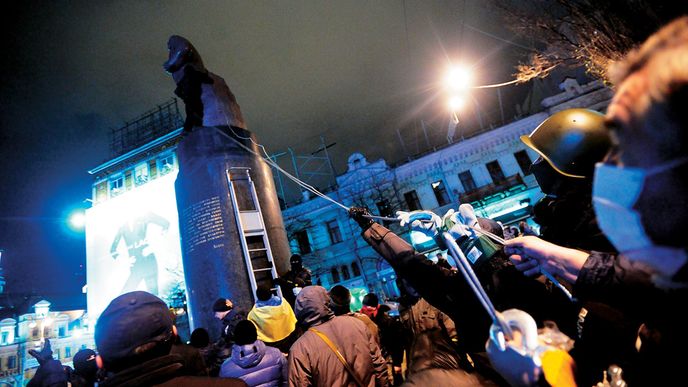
[{"left": 28, "top": 16, "right": 688, "bottom": 386}]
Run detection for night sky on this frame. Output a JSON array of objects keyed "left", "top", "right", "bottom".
[{"left": 0, "top": 1, "right": 556, "bottom": 306}]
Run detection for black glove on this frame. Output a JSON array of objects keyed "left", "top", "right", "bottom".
[
  {"left": 348, "top": 207, "right": 375, "bottom": 231},
  {"left": 29, "top": 338, "right": 54, "bottom": 366}
]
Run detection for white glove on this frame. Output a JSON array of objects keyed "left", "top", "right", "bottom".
[
  {"left": 486, "top": 309, "right": 543, "bottom": 387},
  {"left": 443, "top": 204, "right": 481, "bottom": 241},
  {"left": 396, "top": 210, "right": 442, "bottom": 238}
]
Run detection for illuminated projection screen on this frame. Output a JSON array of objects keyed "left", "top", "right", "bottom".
[{"left": 85, "top": 172, "right": 185, "bottom": 318}]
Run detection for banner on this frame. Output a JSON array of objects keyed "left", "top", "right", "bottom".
[{"left": 85, "top": 172, "right": 185, "bottom": 319}]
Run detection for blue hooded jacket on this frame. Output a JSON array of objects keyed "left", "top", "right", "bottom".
[{"left": 219, "top": 339, "right": 287, "bottom": 387}]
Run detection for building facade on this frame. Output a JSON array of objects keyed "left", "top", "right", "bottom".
[
  {"left": 280, "top": 80, "right": 612, "bottom": 301},
  {"left": 0, "top": 300, "right": 95, "bottom": 386}
]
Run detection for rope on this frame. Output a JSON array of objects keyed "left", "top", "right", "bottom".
[{"left": 216, "top": 109, "right": 350, "bottom": 211}]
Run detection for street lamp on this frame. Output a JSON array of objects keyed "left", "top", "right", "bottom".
[
  {"left": 444, "top": 65, "right": 473, "bottom": 139},
  {"left": 445, "top": 66, "right": 472, "bottom": 91},
  {"left": 68, "top": 211, "right": 86, "bottom": 230}
]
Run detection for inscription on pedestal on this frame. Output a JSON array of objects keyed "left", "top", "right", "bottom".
[{"left": 182, "top": 196, "right": 225, "bottom": 252}]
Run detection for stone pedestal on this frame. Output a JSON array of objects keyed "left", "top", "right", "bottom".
[{"left": 175, "top": 126, "right": 290, "bottom": 339}]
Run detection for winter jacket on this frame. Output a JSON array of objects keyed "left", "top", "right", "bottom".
[
  {"left": 99, "top": 354, "right": 247, "bottom": 387},
  {"left": 219, "top": 340, "right": 287, "bottom": 387},
  {"left": 277, "top": 268, "right": 312, "bottom": 306},
  {"left": 362, "top": 222, "right": 567, "bottom": 353},
  {"left": 221, "top": 308, "right": 248, "bottom": 344},
  {"left": 573, "top": 251, "right": 688, "bottom": 385},
  {"left": 531, "top": 187, "right": 641, "bottom": 386},
  {"left": 288, "top": 286, "right": 389, "bottom": 387},
  {"left": 399, "top": 297, "right": 457, "bottom": 356},
  {"left": 248, "top": 296, "right": 297, "bottom": 343},
  {"left": 402, "top": 330, "right": 491, "bottom": 386}
]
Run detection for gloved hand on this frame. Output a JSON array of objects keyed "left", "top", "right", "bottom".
[
  {"left": 442, "top": 203, "right": 481, "bottom": 241},
  {"left": 396, "top": 210, "right": 442, "bottom": 238},
  {"left": 29, "top": 338, "right": 54, "bottom": 366},
  {"left": 487, "top": 309, "right": 577, "bottom": 387},
  {"left": 486, "top": 309, "right": 542, "bottom": 387},
  {"left": 348, "top": 207, "right": 375, "bottom": 232}
]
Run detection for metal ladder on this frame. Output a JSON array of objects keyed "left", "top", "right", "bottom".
[{"left": 226, "top": 168, "right": 283, "bottom": 301}]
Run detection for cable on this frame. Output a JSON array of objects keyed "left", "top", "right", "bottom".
[{"left": 214, "top": 123, "right": 349, "bottom": 211}]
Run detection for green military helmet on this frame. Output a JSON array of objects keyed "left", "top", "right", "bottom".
[{"left": 521, "top": 109, "right": 611, "bottom": 178}]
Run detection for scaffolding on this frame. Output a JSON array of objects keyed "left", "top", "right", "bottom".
[{"left": 110, "top": 99, "right": 183, "bottom": 157}]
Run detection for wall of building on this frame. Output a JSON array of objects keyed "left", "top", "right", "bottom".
[{"left": 0, "top": 301, "right": 94, "bottom": 386}]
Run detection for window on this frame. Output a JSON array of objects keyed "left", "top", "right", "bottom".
[
  {"left": 148, "top": 159, "right": 158, "bottom": 180},
  {"left": 58, "top": 325, "right": 66, "bottom": 338},
  {"left": 514, "top": 150, "right": 533, "bottom": 176},
  {"left": 376, "top": 199, "right": 392, "bottom": 218},
  {"left": 341, "top": 265, "right": 351, "bottom": 280},
  {"left": 110, "top": 176, "right": 124, "bottom": 197},
  {"left": 486, "top": 160, "right": 506, "bottom": 183},
  {"left": 159, "top": 154, "right": 175, "bottom": 175},
  {"left": 404, "top": 190, "right": 421, "bottom": 211},
  {"left": 459, "top": 171, "right": 477, "bottom": 192},
  {"left": 331, "top": 267, "right": 341, "bottom": 283},
  {"left": 431, "top": 180, "right": 451, "bottom": 206},
  {"left": 65, "top": 346, "right": 71, "bottom": 358},
  {"left": 124, "top": 170, "right": 133, "bottom": 190},
  {"left": 351, "top": 262, "right": 361, "bottom": 277},
  {"left": 95, "top": 181, "right": 108, "bottom": 202},
  {"left": 295, "top": 230, "right": 311, "bottom": 254},
  {"left": 1, "top": 331, "right": 7, "bottom": 344},
  {"left": 326, "top": 220, "right": 343, "bottom": 244},
  {"left": 8, "top": 356, "right": 16, "bottom": 369},
  {"left": 31, "top": 328, "right": 39, "bottom": 338},
  {"left": 43, "top": 326, "right": 51, "bottom": 338},
  {"left": 135, "top": 163, "right": 149, "bottom": 186}
]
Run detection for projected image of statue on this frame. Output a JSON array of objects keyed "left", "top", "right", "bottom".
[{"left": 110, "top": 212, "right": 170, "bottom": 294}]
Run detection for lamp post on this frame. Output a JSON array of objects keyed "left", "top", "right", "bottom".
[{"left": 444, "top": 65, "right": 472, "bottom": 142}]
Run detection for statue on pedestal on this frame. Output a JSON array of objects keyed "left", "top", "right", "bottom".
[{"left": 163, "top": 35, "right": 247, "bottom": 132}]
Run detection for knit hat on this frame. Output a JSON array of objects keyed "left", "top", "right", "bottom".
[
  {"left": 212, "top": 298, "right": 233, "bottom": 312},
  {"left": 72, "top": 349, "right": 97, "bottom": 379},
  {"left": 190, "top": 328, "right": 210, "bottom": 348},
  {"left": 362, "top": 293, "right": 379, "bottom": 307},
  {"left": 256, "top": 285, "right": 273, "bottom": 302},
  {"left": 329, "top": 285, "right": 351, "bottom": 305},
  {"left": 233, "top": 320, "right": 257, "bottom": 346},
  {"left": 95, "top": 291, "right": 174, "bottom": 366}
]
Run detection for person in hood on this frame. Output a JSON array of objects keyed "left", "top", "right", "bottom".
[
  {"left": 219, "top": 320, "right": 287, "bottom": 386},
  {"left": 247, "top": 285, "right": 297, "bottom": 354},
  {"left": 288, "top": 286, "right": 389, "bottom": 387},
  {"left": 276, "top": 254, "right": 312, "bottom": 307}
]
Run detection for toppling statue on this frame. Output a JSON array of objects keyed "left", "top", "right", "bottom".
[{"left": 163, "top": 35, "right": 247, "bottom": 132}]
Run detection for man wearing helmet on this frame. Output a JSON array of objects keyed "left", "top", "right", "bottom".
[{"left": 522, "top": 108, "right": 615, "bottom": 252}]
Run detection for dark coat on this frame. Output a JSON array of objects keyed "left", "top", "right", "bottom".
[
  {"left": 362, "top": 222, "right": 570, "bottom": 353},
  {"left": 99, "top": 354, "right": 247, "bottom": 387},
  {"left": 402, "top": 331, "right": 496, "bottom": 386},
  {"left": 573, "top": 251, "right": 688, "bottom": 385}
]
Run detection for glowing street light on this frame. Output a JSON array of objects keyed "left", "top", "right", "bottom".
[
  {"left": 444, "top": 65, "right": 473, "bottom": 125},
  {"left": 445, "top": 66, "right": 472, "bottom": 91},
  {"left": 68, "top": 211, "right": 86, "bottom": 230}
]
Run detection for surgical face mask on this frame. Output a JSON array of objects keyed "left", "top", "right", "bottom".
[{"left": 592, "top": 157, "right": 688, "bottom": 253}]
